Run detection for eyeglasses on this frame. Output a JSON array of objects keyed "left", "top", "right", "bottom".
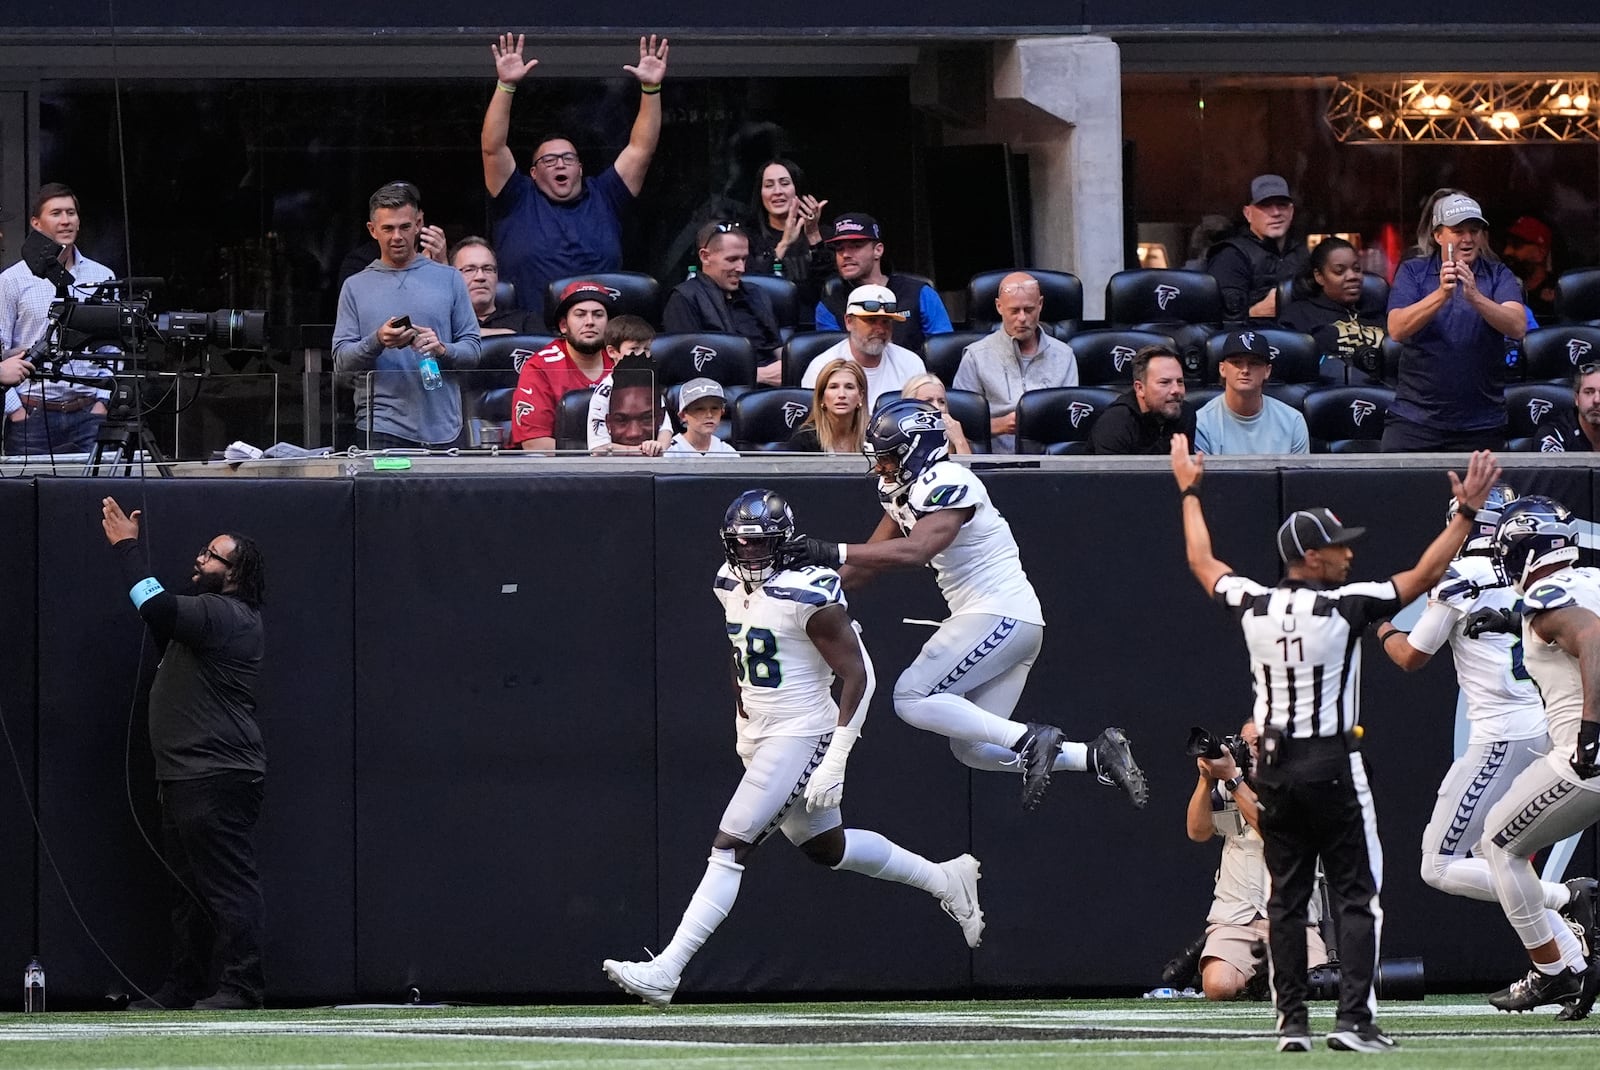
[
  {"left": 457, "top": 263, "right": 498, "bottom": 276},
  {"left": 848, "top": 301, "right": 900, "bottom": 314},
  {"left": 1580, "top": 362, "right": 1600, "bottom": 376},
  {"left": 534, "top": 151, "right": 580, "bottom": 167},
  {"left": 712, "top": 222, "right": 742, "bottom": 233},
  {"left": 199, "top": 546, "right": 235, "bottom": 567}
]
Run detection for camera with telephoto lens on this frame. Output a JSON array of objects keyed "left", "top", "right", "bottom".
[
  {"left": 1307, "top": 957, "right": 1425, "bottom": 1001},
  {"left": 1185, "top": 725, "right": 1253, "bottom": 780}
]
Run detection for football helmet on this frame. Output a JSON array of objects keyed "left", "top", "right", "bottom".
[
  {"left": 1447, "top": 483, "right": 1519, "bottom": 557},
  {"left": 1493, "top": 495, "right": 1580, "bottom": 592},
  {"left": 721, "top": 488, "right": 796, "bottom": 583},
  {"left": 864, "top": 398, "right": 949, "bottom": 490}
]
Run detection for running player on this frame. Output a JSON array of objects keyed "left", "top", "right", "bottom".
[
  {"left": 783, "top": 398, "right": 1148, "bottom": 812},
  {"left": 601, "top": 489, "right": 983, "bottom": 1008}
]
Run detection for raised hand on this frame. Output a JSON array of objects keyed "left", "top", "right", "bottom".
[
  {"left": 798, "top": 195, "right": 828, "bottom": 243},
  {"left": 101, "top": 497, "right": 142, "bottom": 544},
  {"left": 1170, "top": 432, "right": 1205, "bottom": 493},
  {"left": 491, "top": 33, "right": 540, "bottom": 84},
  {"left": 624, "top": 35, "right": 669, "bottom": 85},
  {"left": 1450, "top": 449, "right": 1502, "bottom": 511}
]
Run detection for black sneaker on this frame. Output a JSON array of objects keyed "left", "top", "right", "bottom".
[
  {"left": 1557, "top": 953, "right": 1600, "bottom": 1022},
  {"left": 1277, "top": 1031, "right": 1313, "bottom": 1053},
  {"left": 1489, "top": 967, "right": 1584, "bottom": 1012},
  {"left": 126, "top": 983, "right": 196, "bottom": 1011},
  {"left": 192, "top": 988, "right": 263, "bottom": 1011},
  {"left": 1016, "top": 723, "right": 1065, "bottom": 811},
  {"left": 1327, "top": 1022, "right": 1399, "bottom": 1052},
  {"left": 1560, "top": 878, "right": 1598, "bottom": 952},
  {"left": 1091, "top": 727, "right": 1150, "bottom": 809}
]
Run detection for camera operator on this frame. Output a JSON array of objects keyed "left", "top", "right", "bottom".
[
  {"left": 101, "top": 497, "right": 268, "bottom": 1011},
  {"left": 1185, "top": 721, "right": 1327, "bottom": 1001},
  {"left": 0, "top": 183, "right": 116, "bottom": 454},
  {"left": 1, "top": 347, "right": 33, "bottom": 388}
]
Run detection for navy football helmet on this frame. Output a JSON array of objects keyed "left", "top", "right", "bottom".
[
  {"left": 721, "top": 489, "right": 796, "bottom": 583},
  {"left": 1448, "top": 483, "right": 1519, "bottom": 557},
  {"left": 1493, "top": 495, "right": 1580, "bottom": 592},
  {"left": 864, "top": 398, "right": 949, "bottom": 490}
]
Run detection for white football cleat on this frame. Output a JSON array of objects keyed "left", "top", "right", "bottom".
[
  {"left": 939, "top": 854, "right": 985, "bottom": 948},
  {"left": 602, "top": 957, "right": 679, "bottom": 1008}
]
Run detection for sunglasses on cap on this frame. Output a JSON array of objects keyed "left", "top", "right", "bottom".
[{"left": 850, "top": 300, "right": 900, "bottom": 314}]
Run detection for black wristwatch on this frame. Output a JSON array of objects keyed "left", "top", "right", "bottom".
[{"left": 1224, "top": 775, "right": 1245, "bottom": 793}]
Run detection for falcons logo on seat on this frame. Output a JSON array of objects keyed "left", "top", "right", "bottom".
[
  {"left": 1569, "top": 338, "right": 1593, "bottom": 363},
  {"left": 1110, "top": 345, "right": 1136, "bottom": 371},
  {"left": 691, "top": 345, "right": 718, "bottom": 371},
  {"left": 1154, "top": 284, "right": 1181, "bottom": 311},
  {"left": 1526, "top": 397, "right": 1553, "bottom": 423},
  {"left": 511, "top": 348, "right": 537, "bottom": 372},
  {"left": 1349, "top": 399, "right": 1376, "bottom": 426},
  {"left": 781, "top": 401, "right": 808, "bottom": 427},
  {"left": 1067, "top": 401, "right": 1096, "bottom": 428}
]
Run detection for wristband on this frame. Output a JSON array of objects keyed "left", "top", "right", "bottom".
[
  {"left": 1456, "top": 502, "right": 1477, "bottom": 522},
  {"left": 640, "top": 83, "right": 662, "bottom": 95},
  {"left": 495, "top": 81, "right": 517, "bottom": 95},
  {"left": 837, "top": 544, "right": 848, "bottom": 565},
  {"left": 129, "top": 577, "right": 164, "bottom": 609},
  {"left": 1181, "top": 486, "right": 1201, "bottom": 500},
  {"left": 1381, "top": 628, "right": 1407, "bottom": 647}
]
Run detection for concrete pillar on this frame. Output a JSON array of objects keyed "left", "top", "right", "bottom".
[{"left": 990, "top": 36, "right": 1124, "bottom": 318}]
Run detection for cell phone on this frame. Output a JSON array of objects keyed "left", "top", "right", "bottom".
[
  {"left": 391, "top": 315, "right": 412, "bottom": 330},
  {"left": 1445, "top": 243, "right": 1455, "bottom": 263}
]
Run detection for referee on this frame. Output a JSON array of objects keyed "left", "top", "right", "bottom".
[{"left": 1170, "top": 435, "right": 1500, "bottom": 1053}]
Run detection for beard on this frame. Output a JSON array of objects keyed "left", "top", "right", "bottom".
[
  {"left": 568, "top": 336, "right": 605, "bottom": 357},
  {"left": 192, "top": 570, "right": 227, "bottom": 595},
  {"left": 855, "top": 335, "right": 888, "bottom": 358}
]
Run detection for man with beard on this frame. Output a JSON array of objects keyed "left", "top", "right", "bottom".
[
  {"left": 1533, "top": 362, "right": 1600, "bottom": 453},
  {"left": 800, "top": 285, "right": 927, "bottom": 410},
  {"left": 512, "top": 280, "right": 617, "bottom": 450},
  {"left": 1206, "top": 175, "right": 1309, "bottom": 325},
  {"left": 101, "top": 498, "right": 268, "bottom": 1011},
  {"left": 813, "top": 214, "right": 952, "bottom": 354},
  {"left": 1502, "top": 216, "right": 1559, "bottom": 321},
  {"left": 449, "top": 237, "right": 540, "bottom": 336},
  {"left": 1090, "top": 344, "right": 1196, "bottom": 454}
]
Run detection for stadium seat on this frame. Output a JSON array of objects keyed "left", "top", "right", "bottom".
[
  {"left": 476, "top": 334, "right": 557, "bottom": 372},
  {"left": 732, "top": 387, "right": 813, "bottom": 450},
  {"left": 1519, "top": 325, "right": 1600, "bottom": 382},
  {"left": 1186, "top": 386, "right": 1223, "bottom": 412},
  {"left": 1064, "top": 329, "right": 1176, "bottom": 386},
  {"left": 1105, "top": 269, "right": 1223, "bottom": 328},
  {"left": 555, "top": 387, "right": 598, "bottom": 452},
  {"left": 1555, "top": 267, "right": 1600, "bottom": 324},
  {"left": 466, "top": 334, "right": 557, "bottom": 447},
  {"left": 1301, "top": 386, "right": 1394, "bottom": 453},
  {"left": 782, "top": 332, "right": 848, "bottom": 388},
  {"left": 1203, "top": 328, "right": 1321, "bottom": 407},
  {"left": 945, "top": 388, "right": 991, "bottom": 453},
  {"left": 544, "top": 272, "right": 661, "bottom": 332},
  {"left": 494, "top": 281, "right": 517, "bottom": 310},
  {"left": 1505, "top": 382, "right": 1572, "bottom": 451},
  {"left": 650, "top": 333, "right": 757, "bottom": 388},
  {"left": 923, "top": 331, "right": 987, "bottom": 388},
  {"left": 965, "top": 269, "right": 1083, "bottom": 336},
  {"left": 1013, "top": 386, "right": 1121, "bottom": 455},
  {"left": 738, "top": 273, "right": 800, "bottom": 332},
  {"left": 1276, "top": 273, "right": 1389, "bottom": 320}
]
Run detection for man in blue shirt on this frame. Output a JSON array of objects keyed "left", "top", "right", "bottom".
[
  {"left": 814, "top": 213, "right": 952, "bottom": 354},
  {"left": 480, "top": 33, "right": 669, "bottom": 322},
  {"left": 1193, "top": 331, "right": 1309, "bottom": 455}
]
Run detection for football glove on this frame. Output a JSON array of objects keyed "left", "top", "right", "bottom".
[
  {"left": 782, "top": 535, "right": 842, "bottom": 571},
  {"left": 1572, "top": 721, "right": 1600, "bottom": 780},
  {"left": 804, "top": 724, "right": 859, "bottom": 812},
  {"left": 1464, "top": 606, "right": 1521, "bottom": 639}
]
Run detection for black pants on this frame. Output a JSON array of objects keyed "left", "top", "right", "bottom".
[
  {"left": 1255, "top": 740, "right": 1380, "bottom": 1033},
  {"left": 158, "top": 771, "right": 266, "bottom": 1003},
  {"left": 1380, "top": 416, "right": 1505, "bottom": 453}
]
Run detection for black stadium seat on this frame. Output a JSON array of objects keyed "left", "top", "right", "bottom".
[
  {"left": 1519, "top": 325, "right": 1600, "bottom": 382},
  {"left": 732, "top": 388, "right": 813, "bottom": 450},
  {"left": 649, "top": 333, "right": 757, "bottom": 388},
  {"left": 1505, "top": 383, "right": 1573, "bottom": 451},
  {"left": 923, "top": 331, "right": 987, "bottom": 388},
  {"left": 494, "top": 281, "right": 517, "bottom": 310},
  {"left": 544, "top": 272, "right": 661, "bottom": 332},
  {"left": 738, "top": 273, "right": 799, "bottom": 332},
  {"left": 476, "top": 334, "right": 557, "bottom": 372},
  {"left": 1301, "top": 386, "right": 1394, "bottom": 453},
  {"left": 1555, "top": 267, "right": 1600, "bottom": 324},
  {"left": 555, "top": 387, "right": 598, "bottom": 452},
  {"left": 1105, "top": 269, "right": 1223, "bottom": 328},
  {"left": 782, "top": 331, "right": 847, "bottom": 388},
  {"left": 1014, "top": 386, "right": 1121, "bottom": 455},
  {"left": 465, "top": 334, "right": 556, "bottom": 447},
  {"left": 1065, "top": 329, "right": 1176, "bottom": 386},
  {"left": 945, "top": 389, "right": 991, "bottom": 453},
  {"left": 965, "top": 269, "right": 1083, "bottom": 336}
]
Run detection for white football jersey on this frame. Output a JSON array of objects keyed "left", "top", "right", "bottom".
[
  {"left": 1520, "top": 565, "right": 1600, "bottom": 792},
  {"left": 1404, "top": 555, "right": 1546, "bottom": 745},
  {"left": 713, "top": 563, "right": 848, "bottom": 738},
  {"left": 878, "top": 461, "right": 1044, "bottom": 624}
]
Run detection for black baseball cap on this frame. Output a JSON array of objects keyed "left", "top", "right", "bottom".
[
  {"left": 825, "top": 213, "right": 882, "bottom": 244},
  {"left": 1220, "top": 331, "right": 1273, "bottom": 362},
  {"left": 554, "top": 280, "right": 617, "bottom": 320},
  {"left": 1276, "top": 507, "right": 1366, "bottom": 563}
]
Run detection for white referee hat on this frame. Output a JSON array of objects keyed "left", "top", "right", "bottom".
[{"left": 1277, "top": 507, "right": 1366, "bottom": 563}]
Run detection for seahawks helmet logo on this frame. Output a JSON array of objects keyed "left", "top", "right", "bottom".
[
  {"left": 511, "top": 348, "right": 537, "bottom": 372},
  {"left": 1067, "top": 401, "right": 1096, "bottom": 428},
  {"left": 1110, "top": 345, "right": 1136, "bottom": 371},
  {"left": 691, "top": 345, "right": 718, "bottom": 371},
  {"left": 1154, "top": 284, "right": 1181, "bottom": 310},
  {"left": 1349, "top": 399, "right": 1376, "bottom": 426},
  {"left": 1568, "top": 338, "right": 1592, "bottom": 363},
  {"left": 1527, "top": 398, "right": 1553, "bottom": 423},
  {"left": 781, "top": 401, "right": 808, "bottom": 428},
  {"left": 897, "top": 408, "right": 945, "bottom": 434}
]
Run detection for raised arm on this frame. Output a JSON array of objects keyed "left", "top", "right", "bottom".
[
  {"left": 614, "top": 35, "right": 668, "bottom": 196},
  {"left": 482, "top": 33, "right": 540, "bottom": 197},
  {"left": 1170, "top": 434, "right": 1232, "bottom": 594},
  {"left": 1390, "top": 450, "right": 1501, "bottom": 604}
]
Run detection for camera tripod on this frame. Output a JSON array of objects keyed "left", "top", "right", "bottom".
[{"left": 84, "top": 415, "right": 172, "bottom": 477}]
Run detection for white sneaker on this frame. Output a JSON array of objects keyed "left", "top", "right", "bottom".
[
  {"left": 938, "top": 854, "right": 985, "bottom": 948},
  {"left": 602, "top": 957, "right": 679, "bottom": 1008}
]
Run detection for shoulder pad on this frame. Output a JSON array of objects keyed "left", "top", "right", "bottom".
[
  {"left": 909, "top": 463, "right": 983, "bottom": 512},
  {"left": 763, "top": 568, "right": 846, "bottom": 608},
  {"left": 1524, "top": 581, "right": 1579, "bottom": 613}
]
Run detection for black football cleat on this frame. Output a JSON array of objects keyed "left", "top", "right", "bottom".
[
  {"left": 1490, "top": 967, "right": 1584, "bottom": 1012},
  {"left": 1017, "top": 723, "right": 1065, "bottom": 811},
  {"left": 1091, "top": 727, "right": 1150, "bottom": 809},
  {"left": 1557, "top": 951, "right": 1600, "bottom": 1022},
  {"left": 1560, "top": 877, "right": 1598, "bottom": 951}
]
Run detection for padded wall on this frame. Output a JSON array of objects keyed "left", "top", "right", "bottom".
[{"left": 0, "top": 481, "right": 38, "bottom": 975}]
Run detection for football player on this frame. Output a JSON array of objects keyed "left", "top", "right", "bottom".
[
  {"left": 602, "top": 489, "right": 983, "bottom": 1008},
  {"left": 783, "top": 398, "right": 1148, "bottom": 812}
]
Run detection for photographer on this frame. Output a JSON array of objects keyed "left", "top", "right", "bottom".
[
  {"left": 1185, "top": 721, "right": 1326, "bottom": 1001},
  {"left": 101, "top": 497, "right": 268, "bottom": 1011}
]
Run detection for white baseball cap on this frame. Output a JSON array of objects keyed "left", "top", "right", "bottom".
[{"left": 845, "top": 284, "right": 909, "bottom": 321}]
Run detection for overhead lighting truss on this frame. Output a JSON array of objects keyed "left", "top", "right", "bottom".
[{"left": 1326, "top": 78, "right": 1600, "bottom": 143}]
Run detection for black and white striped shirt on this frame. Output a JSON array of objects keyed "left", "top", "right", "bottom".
[{"left": 1215, "top": 575, "right": 1401, "bottom": 739}]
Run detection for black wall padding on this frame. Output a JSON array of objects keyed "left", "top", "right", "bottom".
[{"left": 0, "top": 481, "right": 38, "bottom": 976}]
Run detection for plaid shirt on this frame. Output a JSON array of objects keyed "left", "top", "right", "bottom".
[{"left": 1, "top": 251, "right": 117, "bottom": 408}]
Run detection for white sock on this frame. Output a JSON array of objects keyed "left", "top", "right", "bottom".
[
  {"left": 1544, "top": 881, "right": 1578, "bottom": 911},
  {"left": 834, "top": 828, "right": 948, "bottom": 897},
  {"left": 896, "top": 692, "right": 1028, "bottom": 748},
  {"left": 1055, "top": 741, "right": 1089, "bottom": 772},
  {"left": 1550, "top": 909, "right": 1588, "bottom": 971},
  {"left": 654, "top": 849, "right": 743, "bottom": 976}
]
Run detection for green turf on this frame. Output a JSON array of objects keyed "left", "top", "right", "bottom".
[{"left": 0, "top": 996, "right": 1596, "bottom": 1069}]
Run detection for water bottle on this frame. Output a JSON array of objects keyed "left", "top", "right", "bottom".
[
  {"left": 772, "top": 259, "right": 785, "bottom": 278},
  {"left": 23, "top": 958, "right": 44, "bottom": 1012},
  {"left": 687, "top": 264, "right": 699, "bottom": 281},
  {"left": 419, "top": 355, "right": 443, "bottom": 392}
]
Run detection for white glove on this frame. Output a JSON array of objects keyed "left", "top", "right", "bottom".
[{"left": 805, "top": 725, "right": 859, "bottom": 812}]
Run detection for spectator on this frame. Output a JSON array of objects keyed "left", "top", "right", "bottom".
[
  {"left": 333, "top": 182, "right": 481, "bottom": 449},
  {"left": 1533, "top": 362, "right": 1600, "bottom": 453},
  {"left": 511, "top": 280, "right": 617, "bottom": 450},
  {"left": 813, "top": 213, "right": 952, "bottom": 352},
  {"left": 951, "top": 271, "right": 1079, "bottom": 454},
  {"left": 450, "top": 237, "right": 541, "bottom": 336},
  {"left": 788, "top": 358, "right": 867, "bottom": 454},
  {"left": 1, "top": 182, "right": 116, "bottom": 455},
  {"left": 481, "top": 33, "right": 668, "bottom": 321},
  {"left": 1206, "top": 174, "right": 1309, "bottom": 325},
  {"left": 588, "top": 314, "right": 670, "bottom": 455},
  {"left": 602, "top": 353, "right": 667, "bottom": 454},
  {"left": 1193, "top": 331, "right": 1309, "bottom": 455},
  {"left": 336, "top": 184, "right": 448, "bottom": 292},
  {"left": 745, "top": 158, "right": 832, "bottom": 318},
  {"left": 665, "top": 377, "right": 739, "bottom": 457},
  {"left": 801, "top": 284, "right": 927, "bottom": 410},
  {"left": 661, "top": 221, "right": 784, "bottom": 382},
  {"left": 1384, "top": 189, "right": 1526, "bottom": 452},
  {"left": 1089, "top": 344, "right": 1195, "bottom": 455},
  {"left": 1277, "top": 237, "right": 1386, "bottom": 382},
  {"left": 902, "top": 372, "right": 972, "bottom": 455},
  {"left": 1502, "top": 216, "right": 1559, "bottom": 321}
]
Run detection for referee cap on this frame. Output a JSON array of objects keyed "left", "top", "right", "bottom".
[{"left": 1277, "top": 507, "right": 1366, "bottom": 563}]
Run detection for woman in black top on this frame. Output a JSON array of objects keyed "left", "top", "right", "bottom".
[
  {"left": 744, "top": 159, "right": 833, "bottom": 321},
  {"left": 1278, "top": 237, "right": 1386, "bottom": 383}
]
